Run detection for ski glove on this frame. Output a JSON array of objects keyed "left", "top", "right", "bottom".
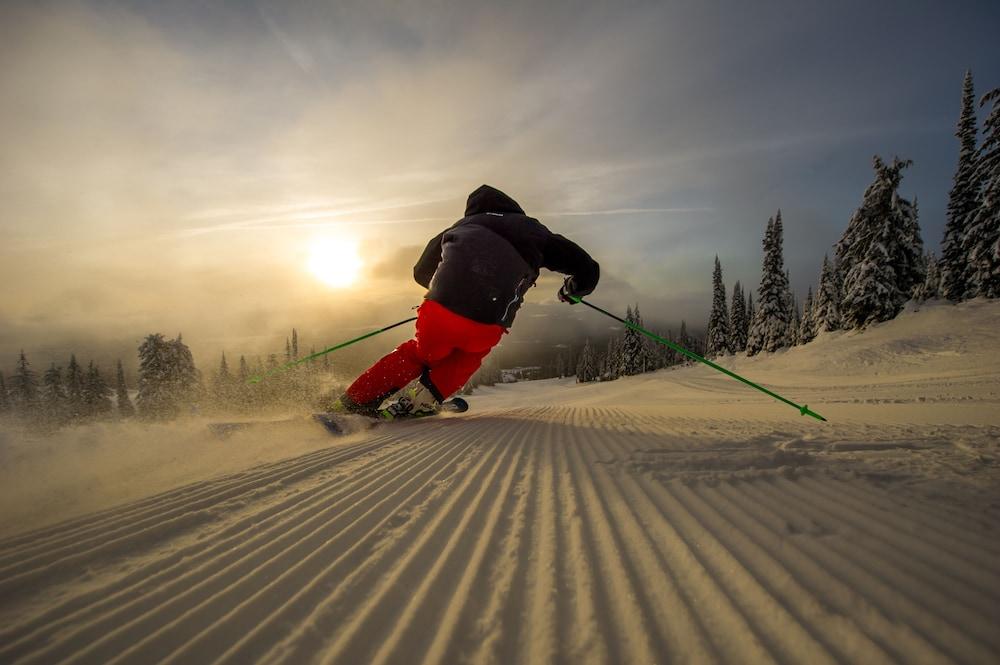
[{"left": 558, "top": 276, "right": 580, "bottom": 304}]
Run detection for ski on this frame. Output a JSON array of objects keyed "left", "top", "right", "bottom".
[
  {"left": 316, "top": 395, "right": 469, "bottom": 434},
  {"left": 208, "top": 397, "right": 469, "bottom": 438}
]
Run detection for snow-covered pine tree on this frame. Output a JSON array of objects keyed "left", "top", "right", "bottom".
[
  {"left": 913, "top": 250, "right": 939, "bottom": 302},
  {"left": 814, "top": 255, "right": 842, "bottom": 331},
  {"left": 678, "top": 320, "right": 689, "bottom": 360},
  {"left": 839, "top": 156, "right": 917, "bottom": 328},
  {"left": 892, "top": 194, "right": 926, "bottom": 300},
  {"left": 604, "top": 333, "right": 623, "bottom": 380},
  {"left": 941, "top": 70, "right": 980, "bottom": 301},
  {"left": 622, "top": 304, "right": 649, "bottom": 374},
  {"left": 745, "top": 292, "right": 754, "bottom": 342},
  {"left": 170, "top": 334, "right": 200, "bottom": 410},
  {"left": 706, "top": 256, "right": 731, "bottom": 357},
  {"left": 635, "top": 305, "right": 652, "bottom": 373},
  {"left": 787, "top": 270, "right": 801, "bottom": 346},
  {"left": 116, "top": 359, "right": 134, "bottom": 418},
  {"left": 138, "top": 333, "right": 199, "bottom": 420},
  {"left": 799, "top": 286, "right": 818, "bottom": 344},
  {"left": 966, "top": 87, "right": 1000, "bottom": 298},
  {"left": 11, "top": 351, "right": 39, "bottom": 414},
  {"left": 0, "top": 371, "right": 8, "bottom": 412},
  {"left": 746, "top": 212, "right": 793, "bottom": 355},
  {"left": 790, "top": 289, "right": 802, "bottom": 346},
  {"left": 729, "top": 281, "right": 747, "bottom": 353},
  {"left": 576, "top": 339, "right": 597, "bottom": 383}
]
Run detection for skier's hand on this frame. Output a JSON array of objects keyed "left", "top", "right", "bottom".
[{"left": 558, "top": 277, "right": 578, "bottom": 304}]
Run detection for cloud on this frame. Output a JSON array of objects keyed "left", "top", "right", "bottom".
[{"left": 2, "top": 0, "right": 998, "bottom": 369}]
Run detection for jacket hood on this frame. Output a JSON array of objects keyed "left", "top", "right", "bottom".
[{"left": 464, "top": 184, "right": 525, "bottom": 216}]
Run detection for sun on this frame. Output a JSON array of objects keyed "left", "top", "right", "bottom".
[{"left": 307, "top": 237, "right": 364, "bottom": 288}]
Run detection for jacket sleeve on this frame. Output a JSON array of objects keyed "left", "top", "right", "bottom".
[
  {"left": 542, "top": 232, "right": 600, "bottom": 296},
  {"left": 413, "top": 231, "right": 445, "bottom": 288}
]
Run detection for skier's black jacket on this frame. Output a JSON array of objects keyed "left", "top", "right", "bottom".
[{"left": 414, "top": 184, "right": 600, "bottom": 327}]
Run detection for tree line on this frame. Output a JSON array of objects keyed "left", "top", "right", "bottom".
[
  {"left": 0, "top": 328, "right": 340, "bottom": 429},
  {"left": 702, "top": 71, "right": 998, "bottom": 359},
  {"left": 564, "top": 70, "right": 997, "bottom": 381}
]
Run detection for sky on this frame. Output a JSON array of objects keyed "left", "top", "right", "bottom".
[{"left": 2, "top": 0, "right": 999, "bottom": 373}]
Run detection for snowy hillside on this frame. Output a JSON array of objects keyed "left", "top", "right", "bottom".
[{"left": 0, "top": 299, "right": 998, "bottom": 664}]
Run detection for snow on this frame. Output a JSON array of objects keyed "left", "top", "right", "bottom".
[{"left": 0, "top": 298, "right": 998, "bottom": 664}]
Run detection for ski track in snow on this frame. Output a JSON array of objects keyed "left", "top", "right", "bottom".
[{"left": 0, "top": 404, "right": 998, "bottom": 665}]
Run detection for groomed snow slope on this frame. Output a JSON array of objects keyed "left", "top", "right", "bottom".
[{"left": 0, "top": 299, "right": 998, "bottom": 664}]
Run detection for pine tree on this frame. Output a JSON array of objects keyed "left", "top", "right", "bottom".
[
  {"left": 576, "top": 339, "right": 597, "bottom": 383},
  {"left": 728, "top": 281, "right": 747, "bottom": 353},
  {"left": 941, "top": 71, "right": 980, "bottom": 301},
  {"left": 83, "top": 362, "right": 113, "bottom": 417},
  {"left": 622, "top": 304, "right": 649, "bottom": 374},
  {"left": 789, "top": 288, "right": 802, "bottom": 346},
  {"left": 138, "top": 333, "right": 200, "bottom": 420},
  {"left": 604, "top": 333, "right": 623, "bottom": 380},
  {"left": 706, "top": 256, "right": 731, "bottom": 356},
  {"left": 966, "top": 87, "right": 1000, "bottom": 298},
  {"left": 11, "top": 350, "right": 39, "bottom": 414},
  {"left": 42, "top": 363, "right": 66, "bottom": 424},
  {"left": 786, "top": 268, "right": 797, "bottom": 333},
  {"left": 746, "top": 212, "right": 793, "bottom": 355},
  {"left": 814, "top": 255, "right": 842, "bottom": 332},
  {"left": 116, "top": 360, "right": 134, "bottom": 418},
  {"left": 914, "top": 250, "right": 941, "bottom": 302},
  {"left": 892, "top": 194, "right": 926, "bottom": 300},
  {"left": 0, "top": 371, "right": 8, "bottom": 412},
  {"left": 65, "top": 354, "right": 84, "bottom": 421},
  {"left": 746, "top": 292, "right": 754, "bottom": 330},
  {"left": 291, "top": 328, "right": 299, "bottom": 360},
  {"left": 799, "top": 286, "right": 818, "bottom": 344},
  {"left": 786, "top": 270, "right": 801, "bottom": 346},
  {"left": 839, "top": 156, "right": 917, "bottom": 328},
  {"left": 212, "top": 352, "right": 232, "bottom": 409},
  {"left": 678, "top": 320, "right": 689, "bottom": 356},
  {"left": 235, "top": 355, "right": 251, "bottom": 412},
  {"left": 170, "top": 335, "right": 200, "bottom": 411}
]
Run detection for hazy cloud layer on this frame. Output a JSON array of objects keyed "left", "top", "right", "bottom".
[{"left": 2, "top": 0, "right": 999, "bottom": 369}]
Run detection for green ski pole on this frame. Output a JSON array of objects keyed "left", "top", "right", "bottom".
[
  {"left": 569, "top": 296, "right": 827, "bottom": 422},
  {"left": 248, "top": 316, "right": 417, "bottom": 384}
]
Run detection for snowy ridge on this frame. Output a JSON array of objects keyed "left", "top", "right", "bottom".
[{"left": 0, "top": 405, "right": 998, "bottom": 664}]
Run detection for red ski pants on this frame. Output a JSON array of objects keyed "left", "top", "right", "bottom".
[{"left": 345, "top": 299, "right": 505, "bottom": 405}]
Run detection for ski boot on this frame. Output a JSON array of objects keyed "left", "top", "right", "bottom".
[{"left": 379, "top": 384, "right": 442, "bottom": 420}]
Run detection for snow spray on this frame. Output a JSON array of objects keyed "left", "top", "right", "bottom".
[
  {"left": 248, "top": 316, "right": 417, "bottom": 384},
  {"left": 569, "top": 296, "right": 827, "bottom": 422}
]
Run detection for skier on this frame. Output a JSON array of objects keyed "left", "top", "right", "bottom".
[{"left": 329, "top": 184, "right": 600, "bottom": 418}]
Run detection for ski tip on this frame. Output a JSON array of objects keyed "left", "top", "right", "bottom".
[
  {"left": 448, "top": 397, "right": 469, "bottom": 413},
  {"left": 313, "top": 412, "right": 346, "bottom": 435}
]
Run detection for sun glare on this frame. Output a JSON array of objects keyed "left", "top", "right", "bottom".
[{"left": 307, "top": 237, "right": 364, "bottom": 288}]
